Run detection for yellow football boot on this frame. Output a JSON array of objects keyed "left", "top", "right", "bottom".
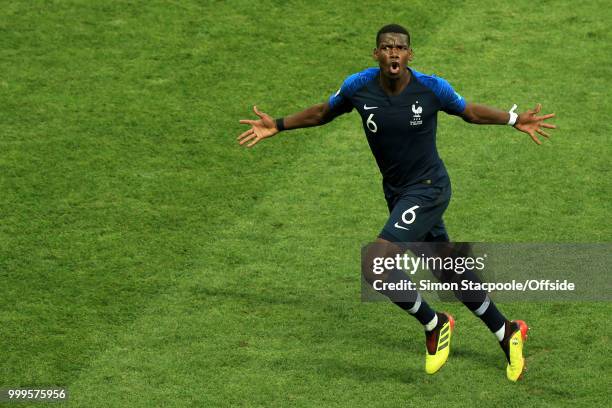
[
  {"left": 501, "top": 320, "right": 529, "bottom": 382},
  {"left": 425, "top": 313, "right": 455, "bottom": 374}
]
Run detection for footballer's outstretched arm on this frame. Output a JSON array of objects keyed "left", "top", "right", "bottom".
[
  {"left": 460, "top": 102, "right": 557, "bottom": 145},
  {"left": 238, "top": 103, "right": 335, "bottom": 148}
]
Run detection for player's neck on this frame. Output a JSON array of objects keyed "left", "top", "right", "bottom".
[{"left": 379, "top": 68, "right": 411, "bottom": 96}]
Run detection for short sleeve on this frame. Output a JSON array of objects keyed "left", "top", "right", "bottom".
[
  {"left": 328, "top": 79, "right": 355, "bottom": 116},
  {"left": 327, "top": 68, "right": 378, "bottom": 118},
  {"left": 434, "top": 77, "right": 466, "bottom": 115}
]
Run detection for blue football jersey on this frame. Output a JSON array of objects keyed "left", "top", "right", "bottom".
[{"left": 328, "top": 67, "right": 466, "bottom": 195}]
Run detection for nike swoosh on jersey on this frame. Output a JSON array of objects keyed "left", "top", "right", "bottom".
[
  {"left": 363, "top": 105, "right": 378, "bottom": 110},
  {"left": 394, "top": 222, "right": 410, "bottom": 231}
]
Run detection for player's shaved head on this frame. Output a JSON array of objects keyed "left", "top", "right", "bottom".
[{"left": 376, "top": 24, "right": 410, "bottom": 46}]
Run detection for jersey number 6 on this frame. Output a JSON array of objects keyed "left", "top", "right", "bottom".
[{"left": 366, "top": 113, "right": 378, "bottom": 133}]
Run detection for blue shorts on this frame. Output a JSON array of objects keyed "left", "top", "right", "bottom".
[{"left": 379, "top": 178, "right": 451, "bottom": 243}]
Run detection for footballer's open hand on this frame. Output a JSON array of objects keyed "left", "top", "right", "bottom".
[
  {"left": 514, "top": 103, "right": 557, "bottom": 145},
  {"left": 238, "top": 106, "right": 278, "bottom": 147}
]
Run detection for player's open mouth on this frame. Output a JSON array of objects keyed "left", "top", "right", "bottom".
[{"left": 390, "top": 61, "right": 400, "bottom": 75}]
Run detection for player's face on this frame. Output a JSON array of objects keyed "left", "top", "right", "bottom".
[{"left": 374, "top": 33, "right": 412, "bottom": 78}]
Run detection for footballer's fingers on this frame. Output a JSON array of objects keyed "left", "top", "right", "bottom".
[
  {"left": 239, "top": 119, "right": 256, "bottom": 125},
  {"left": 529, "top": 132, "right": 542, "bottom": 145},
  {"left": 540, "top": 122, "right": 557, "bottom": 129},
  {"left": 253, "top": 105, "right": 266, "bottom": 118},
  {"left": 246, "top": 136, "right": 261, "bottom": 148},
  {"left": 537, "top": 113, "right": 555, "bottom": 121},
  {"left": 533, "top": 103, "right": 542, "bottom": 115},
  {"left": 536, "top": 129, "right": 551, "bottom": 139},
  {"left": 237, "top": 128, "right": 254, "bottom": 141},
  {"left": 239, "top": 132, "right": 258, "bottom": 146}
]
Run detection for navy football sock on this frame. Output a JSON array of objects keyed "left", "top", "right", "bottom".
[
  {"left": 448, "top": 269, "right": 506, "bottom": 334},
  {"left": 376, "top": 268, "right": 436, "bottom": 326}
]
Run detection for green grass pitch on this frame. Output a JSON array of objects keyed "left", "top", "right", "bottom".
[{"left": 1, "top": 0, "right": 610, "bottom": 406}]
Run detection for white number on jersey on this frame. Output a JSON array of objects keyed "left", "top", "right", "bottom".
[{"left": 366, "top": 113, "right": 378, "bottom": 133}]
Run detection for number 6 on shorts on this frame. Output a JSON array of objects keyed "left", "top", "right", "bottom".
[{"left": 394, "top": 205, "right": 420, "bottom": 230}]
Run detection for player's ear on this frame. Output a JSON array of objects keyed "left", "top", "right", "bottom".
[
  {"left": 373, "top": 47, "right": 379, "bottom": 61},
  {"left": 407, "top": 47, "right": 414, "bottom": 63}
]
